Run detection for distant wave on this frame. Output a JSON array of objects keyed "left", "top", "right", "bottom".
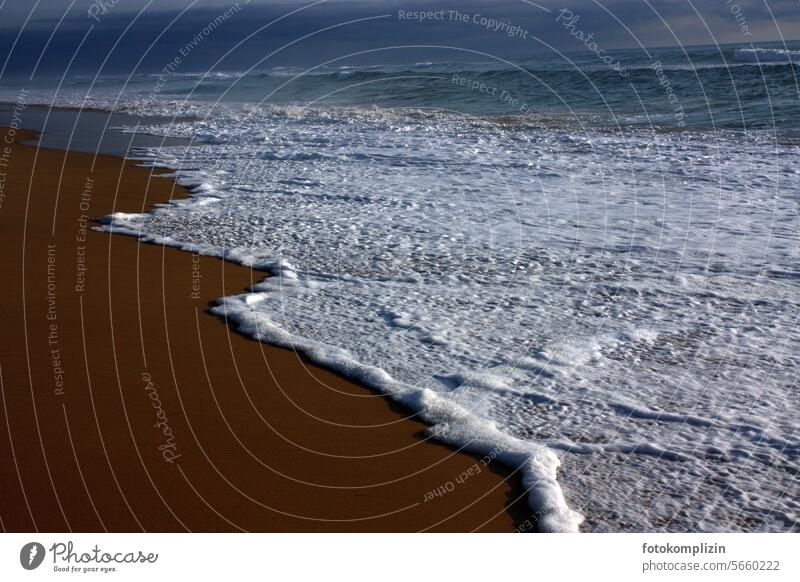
[
  {"left": 150, "top": 59, "right": 797, "bottom": 89},
  {"left": 733, "top": 47, "right": 800, "bottom": 64},
  {"left": 168, "top": 57, "right": 798, "bottom": 86},
  {"left": 50, "top": 50, "right": 800, "bottom": 94}
]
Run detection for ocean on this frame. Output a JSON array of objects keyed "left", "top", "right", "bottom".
[{"left": 4, "top": 41, "right": 798, "bottom": 532}]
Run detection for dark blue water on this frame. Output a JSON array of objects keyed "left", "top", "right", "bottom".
[{"left": 3, "top": 41, "right": 798, "bottom": 136}]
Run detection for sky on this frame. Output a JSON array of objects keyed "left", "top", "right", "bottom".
[{"left": 0, "top": 0, "right": 798, "bottom": 77}]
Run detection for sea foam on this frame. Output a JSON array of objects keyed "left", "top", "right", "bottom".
[{"left": 97, "top": 104, "right": 800, "bottom": 532}]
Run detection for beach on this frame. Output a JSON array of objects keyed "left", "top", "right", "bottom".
[{"left": 0, "top": 122, "right": 531, "bottom": 532}]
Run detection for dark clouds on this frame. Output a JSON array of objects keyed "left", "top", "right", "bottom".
[{"left": 0, "top": 0, "right": 797, "bottom": 77}]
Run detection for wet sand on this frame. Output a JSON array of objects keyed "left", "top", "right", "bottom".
[{"left": 0, "top": 124, "right": 532, "bottom": 532}]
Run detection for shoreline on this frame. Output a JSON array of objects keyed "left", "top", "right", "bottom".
[{"left": 0, "top": 123, "right": 533, "bottom": 532}]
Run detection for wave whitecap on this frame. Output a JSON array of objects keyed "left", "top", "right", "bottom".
[{"left": 733, "top": 47, "right": 800, "bottom": 64}]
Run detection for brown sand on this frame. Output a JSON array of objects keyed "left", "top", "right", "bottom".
[{"left": 0, "top": 125, "right": 531, "bottom": 532}]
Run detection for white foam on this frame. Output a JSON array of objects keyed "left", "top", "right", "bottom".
[
  {"left": 212, "top": 290, "right": 583, "bottom": 532},
  {"left": 734, "top": 48, "right": 800, "bottom": 64},
  {"left": 95, "top": 104, "right": 800, "bottom": 532}
]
